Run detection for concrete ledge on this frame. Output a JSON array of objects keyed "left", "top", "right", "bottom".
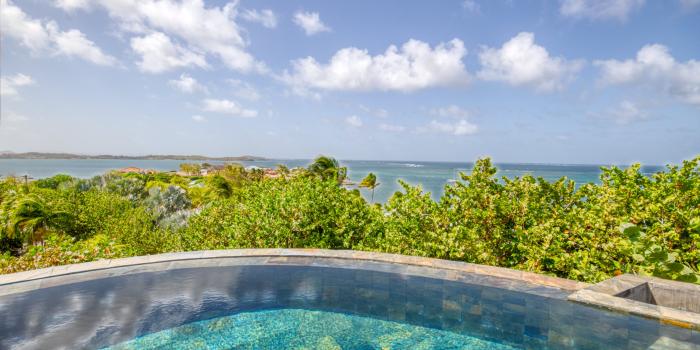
[
  {"left": 0, "top": 249, "right": 588, "bottom": 293},
  {"left": 568, "top": 274, "right": 700, "bottom": 331}
]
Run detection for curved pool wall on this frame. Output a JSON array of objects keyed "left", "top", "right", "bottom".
[{"left": 0, "top": 249, "right": 697, "bottom": 349}]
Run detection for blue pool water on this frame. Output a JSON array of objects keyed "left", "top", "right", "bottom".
[
  {"left": 1, "top": 262, "right": 697, "bottom": 349},
  {"left": 106, "top": 308, "right": 517, "bottom": 350}
]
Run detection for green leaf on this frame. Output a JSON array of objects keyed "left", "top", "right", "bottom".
[
  {"left": 632, "top": 254, "right": 645, "bottom": 263},
  {"left": 665, "top": 262, "right": 685, "bottom": 273},
  {"left": 621, "top": 223, "right": 642, "bottom": 241},
  {"left": 677, "top": 273, "right": 699, "bottom": 283}
]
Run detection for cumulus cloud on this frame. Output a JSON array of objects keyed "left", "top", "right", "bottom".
[
  {"left": 191, "top": 115, "right": 206, "bottom": 122},
  {"left": 131, "top": 32, "right": 207, "bottom": 73},
  {"left": 168, "top": 73, "right": 207, "bottom": 94},
  {"left": 430, "top": 105, "right": 471, "bottom": 118},
  {"left": 241, "top": 9, "right": 277, "bottom": 28},
  {"left": 559, "top": 0, "right": 645, "bottom": 21},
  {"left": 0, "top": 73, "right": 35, "bottom": 97},
  {"left": 202, "top": 99, "right": 257, "bottom": 118},
  {"left": 477, "top": 32, "right": 584, "bottom": 92},
  {"left": 1, "top": 0, "right": 116, "bottom": 65},
  {"left": 595, "top": 44, "right": 700, "bottom": 105},
  {"left": 345, "top": 115, "right": 363, "bottom": 127},
  {"left": 423, "top": 119, "right": 478, "bottom": 136},
  {"left": 378, "top": 123, "right": 406, "bottom": 132},
  {"left": 48, "top": 25, "right": 118, "bottom": 66},
  {"left": 228, "top": 79, "right": 261, "bottom": 101},
  {"left": 50, "top": 0, "right": 265, "bottom": 74},
  {"left": 293, "top": 11, "right": 331, "bottom": 35},
  {"left": 283, "top": 39, "right": 469, "bottom": 93},
  {"left": 53, "top": 0, "right": 91, "bottom": 12}
]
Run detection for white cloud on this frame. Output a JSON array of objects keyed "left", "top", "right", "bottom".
[
  {"left": 1, "top": 0, "right": 52, "bottom": 52},
  {"left": 168, "top": 73, "right": 207, "bottom": 94},
  {"left": 378, "top": 123, "right": 406, "bottom": 132},
  {"left": 1, "top": 0, "right": 116, "bottom": 65},
  {"left": 241, "top": 9, "right": 277, "bottom": 28},
  {"left": 283, "top": 39, "right": 469, "bottom": 93},
  {"left": 131, "top": 32, "right": 207, "bottom": 73},
  {"left": 462, "top": 0, "right": 481, "bottom": 13},
  {"left": 595, "top": 44, "right": 700, "bottom": 105},
  {"left": 0, "top": 73, "right": 34, "bottom": 97},
  {"left": 293, "top": 11, "right": 331, "bottom": 35},
  {"left": 345, "top": 115, "right": 363, "bottom": 128},
  {"left": 422, "top": 119, "right": 478, "bottom": 136},
  {"left": 228, "top": 79, "right": 261, "bottom": 101},
  {"left": 191, "top": 115, "right": 206, "bottom": 122},
  {"left": 608, "top": 100, "right": 647, "bottom": 124},
  {"left": 559, "top": 0, "right": 645, "bottom": 21},
  {"left": 477, "top": 32, "right": 584, "bottom": 92},
  {"left": 53, "top": 0, "right": 91, "bottom": 12},
  {"left": 48, "top": 25, "right": 118, "bottom": 66},
  {"left": 202, "top": 99, "right": 257, "bottom": 118},
  {"left": 52, "top": 0, "right": 265, "bottom": 74},
  {"left": 430, "top": 105, "right": 471, "bottom": 118}
]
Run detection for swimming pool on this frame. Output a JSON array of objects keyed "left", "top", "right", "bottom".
[{"left": 0, "top": 250, "right": 697, "bottom": 349}]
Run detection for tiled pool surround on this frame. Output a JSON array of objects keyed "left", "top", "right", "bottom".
[
  {"left": 569, "top": 274, "right": 700, "bottom": 331},
  {"left": 0, "top": 249, "right": 698, "bottom": 349}
]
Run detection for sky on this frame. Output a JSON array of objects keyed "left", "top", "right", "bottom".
[{"left": 1, "top": 0, "right": 699, "bottom": 165}]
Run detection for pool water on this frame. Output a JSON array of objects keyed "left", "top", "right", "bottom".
[
  {"left": 2, "top": 261, "right": 697, "bottom": 349},
  {"left": 106, "top": 308, "right": 517, "bottom": 350}
]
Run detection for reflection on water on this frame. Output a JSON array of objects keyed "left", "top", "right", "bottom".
[
  {"left": 106, "top": 309, "right": 518, "bottom": 350},
  {"left": 0, "top": 264, "right": 694, "bottom": 349}
]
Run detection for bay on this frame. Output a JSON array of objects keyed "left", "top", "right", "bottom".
[{"left": 0, "top": 159, "right": 665, "bottom": 203}]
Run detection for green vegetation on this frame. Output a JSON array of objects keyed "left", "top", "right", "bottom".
[
  {"left": 1, "top": 156, "right": 699, "bottom": 284},
  {"left": 359, "top": 173, "right": 380, "bottom": 202}
]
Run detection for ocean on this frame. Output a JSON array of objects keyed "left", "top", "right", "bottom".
[{"left": 0, "top": 159, "right": 665, "bottom": 203}]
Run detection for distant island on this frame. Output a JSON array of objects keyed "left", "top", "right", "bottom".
[{"left": 0, "top": 152, "right": 267, "bottom": 162}]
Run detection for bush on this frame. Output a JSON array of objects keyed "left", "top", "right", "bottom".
[
  {"left": 1, "top": 157, "right": 698, "bottom": 285},
  {"left": 180, "top": 177, "right": 381, "bottom": 250}
]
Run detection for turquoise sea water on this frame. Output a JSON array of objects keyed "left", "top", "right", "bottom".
[
  {"left": 0, "top": 159, "right": 664, "bottom": 203},
  {"left": 105, "top": 308, "right": 517, "bottom": 350}
]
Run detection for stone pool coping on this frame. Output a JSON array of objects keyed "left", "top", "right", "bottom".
[
  {"left": 2, "top": 249, "right": 699, "bottom": 332},
  {"left": 0, "top": 249, "right": 588, "bottom": 293},
  {"left": 568, "top": 274, "right": 700, "bottom": 331}
]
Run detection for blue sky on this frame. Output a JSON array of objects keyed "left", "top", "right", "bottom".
[{"left": 1, "top": 0, "right": 698, "bottom": 164}]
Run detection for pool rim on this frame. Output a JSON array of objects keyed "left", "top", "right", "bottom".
[
  {"left": 0, "top": 249, "right": 588, "bottom": 291},
  {"left": 1, "top": 249, "right": 698, "bottom": 331}
]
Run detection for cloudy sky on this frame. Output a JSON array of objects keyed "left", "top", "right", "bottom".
[{"left": 1, "top": 0, "right": 698, "bottom": 164}]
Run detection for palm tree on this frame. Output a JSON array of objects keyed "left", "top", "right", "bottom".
[
  {"left": 359, "top": 173, "right": 380, "bottom": 202},
  {"left": 276, "top": 164, "right": 290, "bottom": 178},
  {"left": 308, "top": 156, "right": 347, "bottom": 184},
  {"left": 7, "top": 195, "right": 73, "bottom": 244}
]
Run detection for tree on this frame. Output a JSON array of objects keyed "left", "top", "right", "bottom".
[
  {"left": 308, "top": 156, "right": 347, "bottom": 184},
  {"left": 179, "top": 163, "right": 202, "bottom": 176},
  {"left": 205, "top": 175, "right": 234, "bottom": 199},
  {"left": 276, "top": 164, "right": 290, "bottom": 178},
  {"left": 6, "top": 195, "right": 73, "bottom": 244},
  {"left": 359, "top": 173, "right": 380, "bottom": 202}
]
